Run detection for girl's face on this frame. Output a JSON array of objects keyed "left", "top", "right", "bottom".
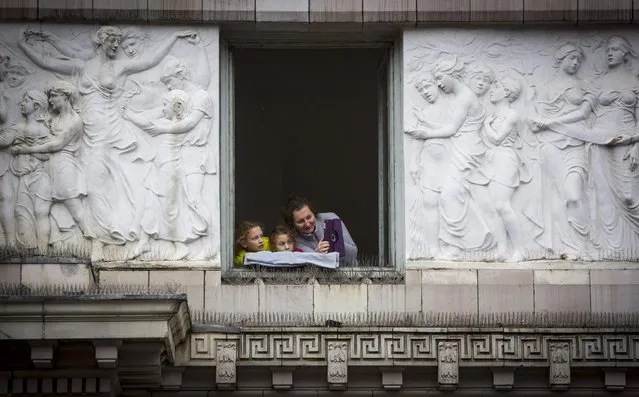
[
  {"left": 489, "top": 82, "right": 506, "bottom": 104},
  {"left": 121, "top": 37, "right": 141, "bottom": 58},
  {"left": 415, "top": 78, "right": 439, "bottom": 104},
  {"left": 243, "top": 226, "right": 265, "bottom": 252},
  {"left": 273, "top": 234, "right": 295, "bottom": 252},
  {"left": 606, "top": 41, "right": 626, "bottom": 67}
]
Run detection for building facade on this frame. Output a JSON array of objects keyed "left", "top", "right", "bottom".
[{"left": 1, "top": 1, "right": 639, "bottom": 395}]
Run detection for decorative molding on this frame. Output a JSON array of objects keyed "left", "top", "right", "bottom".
[
  {"left": 327, "top": 340, "right": 348, "bottom": 388},
  {"left": 215, "top": 340, "right": 237, "bottom": 389},
  {"left": 437, "top": 341, "right": 459, "bottom": 390},
  {"left": 380, "top": 367, "right": 404, "bottom": 390},
  {"left": 93, "top": 340, "right": 121, "bottom": 368},
  {"left": 603, "top": 368, "right": 626, "bottom": 391},
  {"left": 271, "top": 368, "right": 294, "bottom": 390},
  {"left": 491, "top": 367, "right": 515, "bottom": 390},
  {"left": 30, "top": 342, "right": 55, "bottom": 368},
  {"left": 548, "top": 341, "right": 571, "bottom": 390},
  {"left": 190, "top": 330, "right": 639, "bottom": 367}
]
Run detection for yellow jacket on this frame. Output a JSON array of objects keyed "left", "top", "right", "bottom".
[{"left": 234, "top": 237, "right": 271, "bottom": 266}]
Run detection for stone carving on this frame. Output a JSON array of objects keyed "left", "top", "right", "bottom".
[
  {"left": 193, "top": 332, "right": 639, "bottom": 365},
  {"left": 437, "top": 341, "right": 459, "bottom": 387},
  {"left": 0, "top": 23, "right": 219, "bottom": 262},
  {"left": 549, "top": 342, "right": 571, "bottom": 388},
  {"left": 215, "top": 341, "right": 237, "bottom": 385},
  {"left": 327, "top": 341, "right": 348, "bottom": 385},
  {"left": 404, "top": 29, "right": 639, "bottom": 262}
]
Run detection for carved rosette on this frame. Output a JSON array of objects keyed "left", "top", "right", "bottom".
[
  {"left": 548, "top": 341, "right": 571, "bottom": 389},
  {"left": 327, "top": 340, "right": 348, "bottom": 388},
  {"left": 215, "top": 340, "right": 237, "bottom": 387},
  {"left": 437, "top": 341, "right": 459, "bottom": 389}
]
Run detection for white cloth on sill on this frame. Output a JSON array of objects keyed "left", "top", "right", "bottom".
[{"left": 243, "top": 251, "right": 339, "bottom": 269}]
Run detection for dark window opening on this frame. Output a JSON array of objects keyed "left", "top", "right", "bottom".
[{"left": 233, "top": 48, "right": 388, "bottom": 265}]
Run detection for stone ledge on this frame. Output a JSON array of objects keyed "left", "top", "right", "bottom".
[{"left": 407, "top": 260, "right": 639, "bottom": 270}]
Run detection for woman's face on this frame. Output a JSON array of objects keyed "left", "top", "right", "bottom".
[
  {"left": 292, "top": 205, "right": 316, "bottom": 235},
  {"left": 469, "top": 73, "right": 492, "bottom": 97},
  {"left": 120, "top": 37, "right": 141, "bottom": 58},
  {"left": 6, "top": 68, "right": 27, "bottom": 88},
  {"left": 243, "top": 226, "right": 265, "bottom": 252},
  {"left": 606, "top": 41, "right": 626, "bottom": 68},
  {"left": 415, "top": 78, "right": 439, "bottom": 104},
  {"left": 20, "top": 94, "right": 36, "bottom": 115},
  {"left": 273, "top": 234, "right": 295, "bottom": 252},
  {"left": 434, "top": 72, "right": 454, "bottom": 94},
  {"left": 162, "top": 75, "right": 184, "bottom": 91},
  {"left": 102, "top": 35, "right": 121, "bottom": 59},
  {"left": 561, "top": 52, "right": 582, "bottom": 75},
  {"left": 48, "top": 91, "right": 67, "bottom": 111},
  {"left": 489, "top": 82, "right": 506, "bottom": 104}
]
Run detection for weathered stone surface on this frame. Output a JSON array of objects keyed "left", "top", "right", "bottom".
[
  {"left": 422, "top": 270, "right": 477, "bottom": 314},
  {"left": 523, "top": 0, "right": 577, "bottom": 22},
  {"left": 39, "top": 0, "right": 92, "bottom": 20},
  {"left": 148, "top": 0, "right": 203, "bottom": 21},
  {"left": 93, "top": 0, "right": 147, "bottom": 21},
  {"left": 314, "top": 284, "right": 367, "bottom": 313},
  {"left": 578, "top": 0, "right": 632, "bottom": 22},
  {"left": 203, "top": 0, "right": 254, "bottom": 22},
  {"left": 534, "top": 270, "right": 590, "bottom": 313},
  {"left": 363, "top": 0, "right": 416, "bottom": 23},
  {"left": 256, "top": 0, "right": 309, "bottom": 22},
  {"left": 470, "top": 0, "right": 524, "bottom": 22},
  {"left": 478, "top": 269, "right": 533, "bottom": 313},
  {"left": 259, "top": 284, "right": 313, "bottom": 314},
  {"left": 0, "top": 0, "right": 37, "bottom": 20},
  {"left": 310, "top": 0, "right": 362, "bottom": 23},
  {"left": 590, "top": 270, "right": 639, "bottom": 312},
  {"left": 150, "top": 270, "right": 205, "bottom": 311},
  {"left": 417, "top": 0, "right": 469, "bottom": 22}
]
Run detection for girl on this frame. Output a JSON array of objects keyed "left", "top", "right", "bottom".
[
  {"left": 270, "top": 225, "right": 303, "bottom": 253},
  {"left": 234, "top": 221, "right": 270, "bottom": 266}
]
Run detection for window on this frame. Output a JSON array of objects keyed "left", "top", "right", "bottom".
[{"left": 219, "top": 34, "right": 404, "bottom": 272}]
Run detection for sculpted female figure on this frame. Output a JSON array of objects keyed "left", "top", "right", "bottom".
[
  {"left": 18, "top": 26, "right": 197, "bottom": 256},
  {"left": 0, "top": 53, "right": 17, "bottom": 246},
  {"left": 588, "top": 36, "right": 639, "bottom": 255},
  {"left": 528, "top": 43, "right": 596, "bottom": 258},
  {"left": 10, "top": 91, "right": 53, "bottom": 251},
  {"left": 405, "top": 54, "right": 492, "bottom": 259},
  {"left": 11, "top": 81, "right": 89, "bottom": 246},
  {"left": 404, "top": 72, "right": 451, "bottom": 259},
  {"left": 123, "top": 90, "right": 208, "bottom": 260},
  {"left": 470, "top": 77, "right": 528, "bottom": 261},
  {"left": 158, "top": 59, "right": 216, "bottom": 213}
]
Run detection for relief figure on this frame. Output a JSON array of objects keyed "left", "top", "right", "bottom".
[
  {"left": 123, "top": 89, "right": 208, "bottom": 260},
  {"left": 159, "top": 58, "right": 216, "bottom": 214},
  {"left": 18, "top": 26, "right": 198, "bottom": 258},
  {"left": 405, "top": 72, "right": 451, "bottom": 259},
  {"left": 588, "top": 36, "right": 639, "bottom": 256},
  {"left": 9, "top": 91, "right": 53, "bottom": 251},
  {"left": 405, "top": 54, "right": 492, "bottom": 259},
  {"left": 469, "top": 77, "right": 529, "bottom": 261},
  {"left": 0, "top": 53, "right": 18, "bottom": 246},
  {"left": 10, "top": 81, "right": 89, "bottom": 243},
  {"left": 528, "top": 43, "right": 595, "bottom": 258}
]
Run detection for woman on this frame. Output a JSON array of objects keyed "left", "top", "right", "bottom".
[
  {"left": 10, "top": 90, "right": 52, "bottom": 251},
  {"left": 405, "top": 54, "right": 492, "bottom": 258},
  {"left": 283, "top": 196, "right": 358, "bottom": 265},
  {"left": 528, "top": 42, "right": 595, "bottom": 257},
  {"left": 18, "top": 26, "right": 197, "bottom": 254},
  {"left": 404, "top": 72, "right": 451, "bottom": 259},
  {"left": 588, "top": 35, "right": 639, "bottom": 256},
  {"left": 470, "top": 77, "right": 528, "bottom": 261},
  {"left": 123, "top": 89, "right": 207, "bottom": 260}
]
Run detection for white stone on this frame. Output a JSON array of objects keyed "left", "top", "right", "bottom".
[
  {"left": 21, "top": 263, "right": 91, "bottom": 285},
  {"left": 0, "top": 23, "right": 220, "bottom": 263},
  {"left": 314, "top": 284, "right": 367, "bottom": 313},
  {"left": 534, "top": 270, "right": 589, "bottom": 284},
  {"left": 404, "top": 28, "right": 639, "bottom": 264}
]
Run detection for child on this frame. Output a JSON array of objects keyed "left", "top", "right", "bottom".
[
  {"left": 270, "top": 225, "right": 303, "bottom": 253},
  {"left": 234, "top": 221, "right": 270, "bottom": 266}
]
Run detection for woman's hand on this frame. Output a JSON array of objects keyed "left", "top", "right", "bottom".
[
  {"left": 316, "top": 240, "right": 330, "bottom": 254},
  {"left": 405, "top": 129, "right": 429, "bottom": 140}
]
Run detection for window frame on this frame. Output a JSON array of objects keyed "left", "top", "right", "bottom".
[{"left": 218, "top": 31, "right": 405, "bottom": 275}]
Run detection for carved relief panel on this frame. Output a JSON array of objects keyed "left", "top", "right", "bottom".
[
  {"left": 404, "top": 28, "right": 639, "bottom": 263},
  {"left": 0, "top": 23, "right": 220, "bottom": 263}
]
